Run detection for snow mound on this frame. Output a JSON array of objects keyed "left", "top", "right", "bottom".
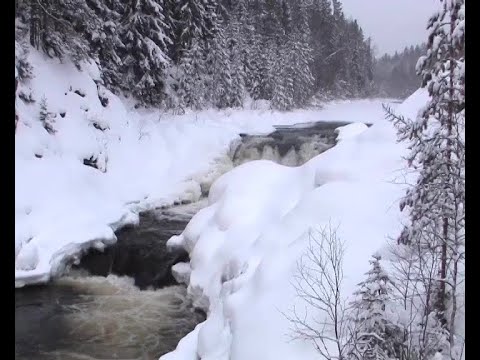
[
  {"left": 335, "top": 122, "right": 368, "bottom": 141},
  {"left": 163, "top": 89, "right": 430, "bottom": 360}
]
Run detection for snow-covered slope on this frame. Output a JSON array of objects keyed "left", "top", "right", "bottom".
[
  {"left": 163, "top": 89, "right": 430, "bottom": 360},
  {"left": 15, "top": 49, "right": 394, "bottom": 287}
]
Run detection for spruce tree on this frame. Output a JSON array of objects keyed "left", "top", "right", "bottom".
[
  {"left": 235, "top": 0, "right": 257, "bottom": 100},
  {"left": 225, "top": 4, "right": 246, "bottom": 108},
  {"left": 271, "top": 0, "right": 294, "bottom": 110},
  {"left": 85, "top": 0, "right": 127, "bottom": 93},
  {"left": 39, "top": 97, "right": 56, "bottom": 134},
  {"left": 120, "top": 0, "right": 172, "bottom": 106},
  {"left": 349, "top": 255, "right": 402, "bottom": 360},
  {"left": 172, "top": 0, "right": 217, "bottom": 63},
  {"left": 385, "top": 0, "right": 465, "bottom": 357},
  {"left": 271, "top": 43, "right": 294, "bottom": 111},
  {"left": 206, "top": 16, "right": 232, "bottom": 108},
  {"left": 246, "top": 0, "right": 269, "bottom": 101},
  {"left": 177, "top": 34, "right": 208, "bottom": 109},
  {"left": 308, "top": 0, "right": 334, "bottom": 92},
  {"left": 290, "top": 0, "right": 314, "bottom": 107}
]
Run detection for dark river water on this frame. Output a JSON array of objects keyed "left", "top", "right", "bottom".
[{"left": 15, "top": 202, "right": 207, "bottom": 360}]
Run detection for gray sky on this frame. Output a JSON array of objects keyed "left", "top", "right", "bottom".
[{"left": 340, "top": 0, "right": 439, "bottom": 56}]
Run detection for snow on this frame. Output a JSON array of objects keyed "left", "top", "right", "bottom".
[
  {"left": 15, "top": 44, "right": 451, "bottom": 360},
  {"left": 163, "top": 89, "right": 431, "bottom": 360},
  {"left": 335, "top": 122, "right": 369, "bottom": 141},
  {"left": 160, "top": 323, "right": 205, "bottom": 360},
  {"left": 15, "top": 48, "right": 395, "bottom": 287}
]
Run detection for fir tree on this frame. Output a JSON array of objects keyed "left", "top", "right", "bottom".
[
  {"left": 271, "top": 43, "right": 294, "bottom": 111},
  {"left": 374, "top": 44, "right": 426, "bottom": 98},
  {"left": 39, "top": 97, "right": 56, "bottom": 134},
  {"left": 206, "top": 17, "right": 232, "bottom": 108},
  {"left": 120, "top": 0, "right": 172, "bottom": 106},
  {"left": 172, "top": 0, "right": 217, "bottom": 63},
  {"left": 290, "top": 0, "right": 314, "bottom": 107},
  {"left": 85, "top": 0, "right": 127, "bottom": 93},
  {"left": 384, "top": 0, "right": 465, "bottom": 358},
  {"left": 349, "top": 255, "right": 402, "bottom": 360},
  {"left": 25, "top": 0, "right": 99, "bottom": 64},
  {"left": 308, "top": 0, "right": 334, "bottom": 91},
  {"left": 225, "top": 5, "right": 246, "bottom": 108},
  {"left": 177, "top": 34, "right": 208, "bottom": 109}
]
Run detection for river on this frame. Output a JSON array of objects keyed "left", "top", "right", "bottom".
[{"left": 15, "top": 120, "right": 351, "bottom": 360}]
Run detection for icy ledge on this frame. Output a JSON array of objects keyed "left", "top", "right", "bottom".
[{"left": 15, "top": 211, "right": 138, "bottom": 288}]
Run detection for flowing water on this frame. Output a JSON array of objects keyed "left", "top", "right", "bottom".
[
  {"left": 231, "top": 121, "right": 353, "bottom": 166},
  {"left": 15, "top": 276, "right": 204, "bottom": 360},
  {"left": 15, "top": 121, "right": 356, "bottom": 360},
  {"left": 15, "top": 202, "right": 207, "bottom": 360}
]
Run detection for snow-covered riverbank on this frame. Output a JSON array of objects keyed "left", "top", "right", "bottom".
[
  {"left": 162, "top": 89, "right": 430, "bottom": 360},
  {"left": 15, "top": 49, "right": 394, "bottom": 287}
]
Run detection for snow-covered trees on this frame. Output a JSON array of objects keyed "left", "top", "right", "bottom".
[
  {"left": 21, "top": 0, "right": 99, "bottom": 63},
  {"left": 177, "top": 35, "right": 208, "bottom": 110},
  {"left": 384, "top": 1, "right": 465, "bottom": 359},
  {"left": 171, "top": 0, "right": 216, "bottom": 63},
  {"left": 289, "top": 2, "right": 465, "bottom": 352},
  {"left": 15, "top": 0, "right": 376, "bottom": 110},
  {"left": 85, "top": 0, "right": 126, "bottom": 93},
  {"left": 120, "top": 0, "right": 172, "bottom": 106},
  {"left": 289, "top": 1, "right": 314, "bottom": 107},
  {"left": 39, "top": 96, "right": 56, "bottom": 134},
  {"left": 374, "top": 45, "right": 426, "bottom": 99},
  {"left": 349, "top": 255, "right": 402, "bottom": 360}
]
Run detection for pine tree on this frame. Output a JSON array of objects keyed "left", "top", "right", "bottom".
[
  {"left": 271, "top": 43, "right": 294, "bottom": 111},
  {"left": 363, "top": 38, "right": 375, "bottom": 94},
  {"left": 290, "top": 0, "right": 314, "bottom": 107},
  {"left": 349, "top": 255, "right": 402, "bottom": 360},
  {"left": 225, "top": 3, "right": 246, "bottom": 108},
  {"left": 177, "top": 34, "right": 208, "bottom": 109},
  {"left": 171, "top": 0, "right": 217, "bottom": 63},
  {"left": 120, "top": 0, "right": 172, "bottom": 106},
  {"left": 331, "top": 0, "right": 348, "bottom": 86},
  {"left": 39, "top": 97, "right": 56, "bottom": 134},
  {"left": 206, "top": 16, "right": 232, "bottom": 108},
  {"left": 25, "top": 0, "right": 99, "bottom": 64},
  {"left": 308, "top": 0, "right": 334, "bottom": 92},
  {"left": 271, "top": 0, "right": 294, "bottom": 110},
  {"left": 235, "top": 0, "right": 257, "bottom": 100},
  {"left": 385, "top": 0, "right": 465, "bottom": 358},
  {"left": 373, "top": 44, "right": 426, "bottom": 98},
  {"left": 85, "top": 0, "right": 127, "bottom": 93},
  {"left": 15, "top": 39, "right": 34, "bottom": 82},
  {"left": 345, "top": 21, "right": 366, "bottom": 96},
  {"left": 245, "top": 0, "right": 270, "bottom": 101},
  {"left": 255, "top": 0, "right": 283, "bottom": 101},
  {"left": 350, "top": 44, "right": 363, "bottom": 95}
]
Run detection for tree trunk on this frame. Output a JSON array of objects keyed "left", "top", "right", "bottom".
[
  {"left": 439, "top": 217, "right": 448, "bottom": 328},
  {"left": 15, "top": 77, "right": 18, "bottom": 133}
]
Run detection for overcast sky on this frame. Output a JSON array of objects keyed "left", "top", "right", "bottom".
[{"left": 340, "top": 0, "right": 439, "bottom": 56}]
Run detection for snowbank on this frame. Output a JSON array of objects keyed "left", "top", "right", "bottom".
[
  {"left": 334, "top": 122, "right": 368, "bottom": 141},
  {"left": 163, "top": 89, "right": 430, "bottom": 360},
  {"left": 15, "top": 48, "right": 393, "bottom": 286}
]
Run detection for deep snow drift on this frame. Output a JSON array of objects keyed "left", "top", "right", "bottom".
[
  {"left": 162, "top": 89, "right": 431, "bottom": 360},
  {"left": 15, "top": 49, "right": 393, "bottom": 287}
]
